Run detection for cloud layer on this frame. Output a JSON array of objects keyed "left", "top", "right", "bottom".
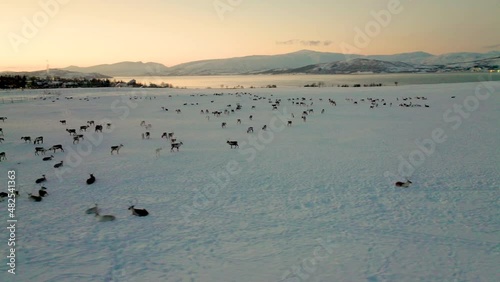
[{"left": 277, "top": 39, "right": 333, "bottom": 46}]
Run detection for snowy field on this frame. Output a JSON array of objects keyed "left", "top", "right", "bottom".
[{"left": 0, "top": 81, "right": 498, "bottom": 282}]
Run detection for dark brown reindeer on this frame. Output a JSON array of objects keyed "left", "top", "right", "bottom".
[
  {"left": 227, "top": 140, "right": 238, "bottom": 149},
  {"left": 111, "top": 144, "right": 124, "bottom": 155},
  {"left": 395, "top": 179, "right": 412, "bottom": 188}
]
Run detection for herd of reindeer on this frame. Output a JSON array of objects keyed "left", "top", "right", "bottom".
[{"left": 0, "top": 90, "right": 424, "bottom": 220}]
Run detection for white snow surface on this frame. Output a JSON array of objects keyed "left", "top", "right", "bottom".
[{"left": 0, "top": 82, "right": 498, "bottom": 282}]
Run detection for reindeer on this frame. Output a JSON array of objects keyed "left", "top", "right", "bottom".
[
  {"left": 85, "top": 204, "right": 99, "bottom": 215},
  {"left": 53, "top": 161, "right": 63, "bottom": 168},
  {"left": 287, "top": 121, "right": 292, "bottom": 127},
  {"left": 221, "top": 122, "right": 227, "bottom": 128},
  {"left": 33, "top": 136, "right": 43, "bottom": 144},
  {"left": 28, "top": 193, "right": 42, "bottom": 202},
  {"left": 262, "top": 125, "right": 267, "bottom": 131},
  {"left": 0, "top": 117, "right": 7, "bottom": 122},
  {"left": 35, "top": 175, "right": 46, "bottom": 184},
  {"left": 86, "top": 174, "right": 96, "bottom": 185},
  {"left": 42, "top": 155, "right": 54, "bottom": 161},
  {"left": 79, "top": 125, "right": 88, "bottom": 131},
  {"left": 21, "top": 136, "right": 31, "bottom": 143},
  {"left": 73, "top": 136, "right": 80, "bottom": 144},
  {"left": 66, "top": 128, "right": 77, "bottom": 136},
  {"left": 111, "top": 144, "right": 123, "bottom": 155},
  {"left": 35, "top": 147, "right": 46, "bottom": 155},
  {"left": 227, "top": 140, "right": 239, "bottom": 149},
  {"left": 395, "top": 180, "right": 412, "bottom": 188},
  {"left": 95, "top": 125, "right": 103, "bottom": 132},
  {"left": 247, "top": 127, "right": 254, "bottom": 133},
  {"left": 237, "top": 119, "right": 241, "bottom": 124},
  {"left": 94, "top": 211, "right": 116, "bottom": 222},
  {"left": 0, "top": 152, "right": 5, "bottom": 161},
  {"left": 140, "top": 120, "right": 146, "bottom": 127},
  {"left": 128, "top": 205, "right": 149, "bottom": 217},
  {"left": 87, "top": 120, "right": 95, "bottom": 126},
  {"left": 50, "top": 144, "right": 64, "bottom": 153},
  {"left": 38, "top": 187, "right": 48, "bottom": 197},
  {"left": 155, "top": 147, "right": 163, "bottom": 157},
  {"left": 106, "top": 123, "right": 112, "bottom": 129},
  {"left": 170, "top": 142, "right": 183, "bottom": 152},
  {"left": 59, "top": 120, "right": 66, "bottom": 125}
]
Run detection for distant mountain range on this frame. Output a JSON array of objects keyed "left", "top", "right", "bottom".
[
  {"left": 1, "top": 69, "right": 111, "bottom": 79},
  {"left": 263, "top": 58, "right": 437, "bottom": 74},
  {"left": 3, "top": 50, "right": 499, "bottom": 78}
]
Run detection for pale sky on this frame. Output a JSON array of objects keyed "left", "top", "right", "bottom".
[{"left": 1, "top": 0, "right": 499, "bottom": 71}]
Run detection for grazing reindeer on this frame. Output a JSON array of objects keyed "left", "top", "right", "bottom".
[
  {"left": 145, "top": 132, "right": 150, "bottom": 139},
  {"left": 0, "top": 152, "right": 5, "bottom": 161},
  {"left": 221, "top": 122, "right": 227, "bottom": 128},
  {"left": 0, "top": 117, "right": 7, "bottom": 122},
  {"left": 106, "top": 123, "right": 112, "bottom": 129},
  {"left": 249, "top": 115, "right": 253, "bottom": 120},
  {"left": 128, "top": 205, "right": 149, "bottom": 217},
  {"left": 247, "top": 127, "right": 254, "bottom": 133},
  {"left": 302, "top": 115, "right": 307, "bottom": 122},
  {"left": 287, "top": 121, "right": 292, "bottom": 127},
  {"left": 95, "top": 125, "right": 103, "bottom": 132},
  {"left": 35, "top": 175, "right": 46, "bottom": 184},
  {"left": 42, "top": 155, "right": 54, "bottom": 161},
  {"left": 262, "top": 125, "right": 267, "bottom": 131},
  {"left": 59, "top": 120, "right": 66, "bottom": 125},
  {"left": 80, "top": 125, "right": 88, "bottom": 131},
  {"left": 34, "top": 136, "right": 43, "bottom": 144},
  {"left": 237, "top": 119, "right": 241, "bottom": 124},
  {"left": 140, "top": 120, "right": 146, "bottom": 127},
  {"left": 66, "top": 128, "right": 77, "bottom": 136},
  {"left": 86, "top": 174, "right": 96, "bottom": 185},
  {"left": 227, "top": 140, "right": 239, "bottom": 149},
  {"left": 53, "top": 161, "right": 63, "bottom": 168},
  {"left": 111, "top": 144, "right": 124, "bottom": 155},
  {"left": 395, "top": 180, "right": 412, "bottom": 188},
  {"left": 170, "top": 142, "right": 183, "bottom": 152},
  {"left": 73, "top": 136, "right": 80, "bottom": 144},
  {"left": 35, "top": 147, "right": 46, "bottom": 155},
  {"left": 50, "top": 144, "right": 64, "bottom": 153},
  {"left": 87, "top": 120, "right": 95, "bottom": 126},
  {"left": 155, "top": 147, "right": 163, "bottom": 157},
  {"left": 21, "top": 136, "right": 31, "bottom": 143}
]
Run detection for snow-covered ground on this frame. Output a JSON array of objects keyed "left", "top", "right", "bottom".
[{"left": 0, "top": 82, "right": 498, "bottom": 282}]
